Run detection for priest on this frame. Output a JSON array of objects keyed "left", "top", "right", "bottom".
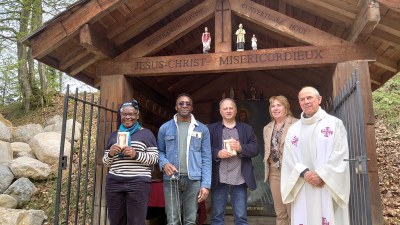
[{"left": 281, "top": 86, "right": 350, "bottom": 225}]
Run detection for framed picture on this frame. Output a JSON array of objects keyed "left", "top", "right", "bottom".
[
  {"left": 117, "top": 132, "right": 129, "bottom": 147},
  {"left": 223, "top": 139, "right": 237, "bottom": 156}
]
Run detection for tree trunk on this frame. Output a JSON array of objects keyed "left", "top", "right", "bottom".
[
  {"left": 32, "top": 0, "right": 47, "bottom": 106},
  {"left": 18, "top": 0, "right": 33, "bottom": 112}
]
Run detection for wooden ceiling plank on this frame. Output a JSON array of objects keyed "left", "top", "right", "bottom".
[
  {"left": 377, "top": 0, "right": 400, "bottom": 12},
  {"left": 99, "top": 45, "right": 375, "bottom": 76},
  {"left": 229, "top": 0, "right": 349, "bottom": 46},
  {"left": 347, "top": 0, "right": 380, "bottom": 42},
  {"left": 69, "top": 54, "right": 101, "bottom": 76},
  {"left": 29, "top": 0, "right": 124, "bottom": 59},
  {"left": 249, "top": 73, "right": 299, "bottom": 100},
  {"left": 320, "top": 0, "right": 360, "bottom": 13},
  {"left": 371, "top": 29, "right": 400, "bottom": 48},
  {"left": 138, "top": 77, "right": 176, "bottom": 101},
  {"left": 376, "top": 16, "right": 400, "bottom": 37},
  {"left": 374, "top": 54, "right": 398, "bottom": 72},
  {"left": 284, "top": 0, "right": 355, "bottom": 27},
  {"left": 191, "top": 74, "right": 233, "bottom": 101},
  {"left": 117, "top": 0, "right": 216, "bottom": 60},
  {"left": 278, "top": 0, "right": 287, "bottom": 13},
  {"left": 80, "top": 24, "right": 121, "bottom": 59},
  {"left": 244, "top": 21, "right": 304, "bottom": 47},
  {"left": 111, "top": 0, "right": 187, "bottom": 44},
  {"left": 59, "top": 47, "right": 90, "bottom": 71}
]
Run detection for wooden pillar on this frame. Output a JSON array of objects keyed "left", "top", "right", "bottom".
[
  {"left": 100, "top": 75, "right": 135, "bottom": 105},
  {"left": 333, "top": 61, "right": 383, "bottom": 225},
  {"left": 214, "top": 0, "right": 232, "bottom": 53}
]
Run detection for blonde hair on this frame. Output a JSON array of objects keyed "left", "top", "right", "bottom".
[{"left": 269, "top": 95, "right": 293, "bottom": 118}]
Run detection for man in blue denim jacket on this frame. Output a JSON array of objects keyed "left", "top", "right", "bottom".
[{"left": 158, "top": 93, "right": 211, "bottom": 225}]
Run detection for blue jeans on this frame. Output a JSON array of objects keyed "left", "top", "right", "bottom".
[
  {"left": 211, "top": 183, "right": 248, "bottom": 225},
  {"left": 163, "top": 176, "right": 200, "bottom": 225}
]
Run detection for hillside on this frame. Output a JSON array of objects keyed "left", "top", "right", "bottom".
[{"left": 0, "top": 92, "right": 399, "bottom": 224}]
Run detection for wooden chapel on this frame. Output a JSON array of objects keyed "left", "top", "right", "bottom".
[{"left": 23, "top": 0, "right": 400, "bottom": 224}]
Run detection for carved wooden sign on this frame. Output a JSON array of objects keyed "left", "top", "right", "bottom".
[{"left": 97, "top": 45, "right": 374, "bottom": 76}]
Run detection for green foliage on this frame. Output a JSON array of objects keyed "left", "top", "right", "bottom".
[{"left": 372, "top": 73, "right": 400, "bottom": 130}]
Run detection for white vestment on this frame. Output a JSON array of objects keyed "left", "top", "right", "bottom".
[{"left": 281, "top": 107, "right": 350, "bottom": 225}]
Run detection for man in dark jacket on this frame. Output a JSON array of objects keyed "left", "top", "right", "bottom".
[{"left": 208, "top": 98, "right": 259, "bottom": 225}]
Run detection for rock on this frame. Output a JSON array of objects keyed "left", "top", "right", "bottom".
[
  {"left": 0, "top": 113, "right": 12, "bottom": 127},
  {"left": 0, "top": 164, "right": 14, "bottom": 193},
  {"left": 0, "top": 121, "right": 11, "bottom": 141},
  {"left": 11, "top": 142, "right": 35, "bottom": 159},
  {"left": 44, "top": 119, "right": 81, "bottom": 142},
  {"left": 0, "top": 208, "right": 47, "bottom": 225},
  {"left": 44, "top": 115, "right": 63, "bottom": 127},
  {"left": 4, "top": 177, "right": 37, "bottom": 208},
  {"left": 10, "top": 157, "right": 51, "bottom": 180},
  {"left": 0, "top": 194, "right": 18, "bottom": 208},
  {"left": 0, "top": 140, "right": 12, "bottom": 166},
  {"left": 28, "top": 132, "right": 71, "bottom": 166},
  {"left": 12, "top": 124, "right": 44, "bottom": 143}
]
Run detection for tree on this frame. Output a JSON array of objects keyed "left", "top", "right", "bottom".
[{"left": 0, "top": 0, "right": 76, "bottom": 109}]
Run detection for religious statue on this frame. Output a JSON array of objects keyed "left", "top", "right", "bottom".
[
  {"left": 235, "top": 23, "right": 246, "bottom": 51},
  {"left": 251, "top": 34, "right": 257, "bottom": 50},
  {"left": 230, "top": 87, "right": 235, "bottom": 99},
  {"left": 202, "top": 27, "right": 211, "bottom": 53},
  {"left": 250, "top": 86, "right": 256, "bottom": 100}
]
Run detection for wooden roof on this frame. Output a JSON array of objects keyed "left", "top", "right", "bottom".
[{"left": 23, "top": 0, "right": 400, "bottom": 105}]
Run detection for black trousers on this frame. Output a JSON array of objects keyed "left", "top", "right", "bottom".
[{"left": 106, "top": 174, "right": 151, "bottom": 225}]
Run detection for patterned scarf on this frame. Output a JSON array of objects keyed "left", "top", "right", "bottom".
[{"left": 270, "top": 121, "right": 285, "bottom": 169}]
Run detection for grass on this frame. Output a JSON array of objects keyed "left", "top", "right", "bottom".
[{"left": 372, "top": 73, "right": 400, "bottom": 131}]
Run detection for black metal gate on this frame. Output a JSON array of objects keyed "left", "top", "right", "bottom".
[
  {"left": 331, "top": 69, "right": 372, "bottom": 225},
  {"left": 54, "top": 85, "right": 117, "bottom": 225}
]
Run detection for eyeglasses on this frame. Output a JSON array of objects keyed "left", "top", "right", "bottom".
[
  {"left": 178, "top": 101, "right": 192, "bottom": 107},
  {"left": 121, "top": 112, "right": 139, "bottom": 118}
]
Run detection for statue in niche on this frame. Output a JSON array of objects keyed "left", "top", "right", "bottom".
[
  {"left": 230, "top": 87, "right": 235, "bottom": 99},
  {"left": 202, "top": 27, "right": 211, "bottom": 53},
  {"left": 250, "top": 86, "right": 257, "bottom": 100},
  {"left": 251, "top": 34, "right": 257, "bottom": 50},
  {"left": 235, "top": 23, "right": 246, "bottom": 51},
  {"left": 259, "top": 90, "right": 263, "bottom": 100}
]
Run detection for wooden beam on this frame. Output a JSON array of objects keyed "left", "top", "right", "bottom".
[
  {"left": 229, "top": 0, "right": 349, "bottom": 46},
  {"left": 29, "top": 0, "right": 124, "bottom": 59},
  {"left": 285, "top": 0, "right": 355, "bottom": 27},
  {"left": 214, "top": 0, "right": 232, "bottom": 52},
  {"left": 110, "top": 0, "right": 187, "bottom": 45},
  {"left": 377, "top": 0, "right": 400, "bottom": 12},
  {"left": 80, "top": 24, "right": 121, "bottom": 59},
  {"left": 98, "top": 45, "right": 375, "bottom": 76},
  {"left": 347, "top": 0, "right": 380, "bottom": 42},
  {"left": 116, "top": 0, "right": 216, "bottom": 60}
]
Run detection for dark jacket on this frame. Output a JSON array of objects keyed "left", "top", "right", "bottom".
[{"left": 207, "top": 121, "right": 259, "bottom": 190}]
